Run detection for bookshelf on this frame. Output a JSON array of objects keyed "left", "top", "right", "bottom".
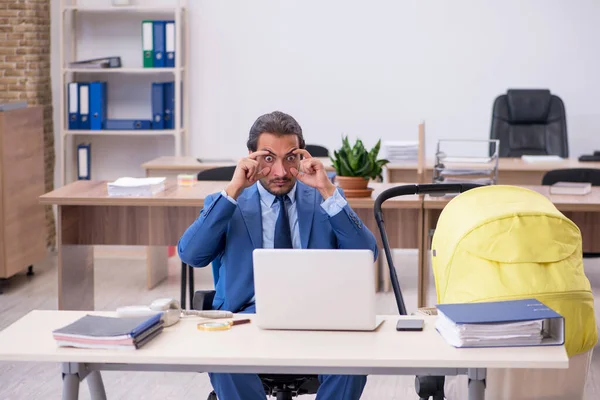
[{"left": 59, "top": 0, "right": 189, "bottom": 185}]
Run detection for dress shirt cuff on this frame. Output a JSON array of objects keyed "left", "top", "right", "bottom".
[
  {"left": 320, "top": 188, "right": 347, "bottom": 217},
  {"left": 220, "top": 190, "right": 238, "bottom": 205}
]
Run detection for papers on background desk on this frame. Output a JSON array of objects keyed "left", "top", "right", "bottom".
[
  {"left": 435, "top": 299, "right": 564, "bottom": 348},
  {"left": 107, "top": 177, "right": 166, "bottom": 197},
  {"left": 550, "top": 181, "right": 592, "bottom": 195},
  {"left": 521, "top": 155, "right": 564, "bottom": 163}
]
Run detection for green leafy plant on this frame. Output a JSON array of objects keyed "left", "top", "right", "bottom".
[{"left": 330, "top": 136, "right": 389, "bottom": 181}]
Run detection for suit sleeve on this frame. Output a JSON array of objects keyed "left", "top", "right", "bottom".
[
  {"left": 177, "top": 191, "right": 236, "bottom": 267},
  {"left": 323, "top": 188, "right": 379, "bottom": 261}
]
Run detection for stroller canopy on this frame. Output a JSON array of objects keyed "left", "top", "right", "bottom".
[{"left": 431, "top": 185, "right": 597, "bottom": 356}]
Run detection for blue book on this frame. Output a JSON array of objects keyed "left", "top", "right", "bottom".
[
  {"left": 151, "top": 82, "right": 165, "bottom": 129},
  {"left": 153, "top": 21, "right": 166, "bottom": 68},
  {"left": 163, "top": 81, "right": 174, "bottom": 129},
  {"left": 436, "top": 298, "right": 564, "bottom": 348},
  {"left": 105, "top": 119, "right": 152, "bottom": 130},
  {"left": 89, "top": 81, "right": 107, "bottom": 130}
]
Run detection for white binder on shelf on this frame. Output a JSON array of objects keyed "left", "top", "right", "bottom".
[{"left": 77, "top": 143, "right": 91, "bottom": 180}]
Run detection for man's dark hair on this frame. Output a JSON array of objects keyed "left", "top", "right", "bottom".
[{"left": 247, "top": 111, "right": 305, "bottom": 151}]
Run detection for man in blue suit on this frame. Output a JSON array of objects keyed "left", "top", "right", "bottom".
[{"left": 178, "top": 111, "right": 378, "bottom": 400}]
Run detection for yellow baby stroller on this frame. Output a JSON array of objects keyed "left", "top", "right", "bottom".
[
  {"left": 375, "top": 184, "right": 597, "bottom": 400},
  {"left": 431, "top": 184, "right": 597, "bottom": 400}
]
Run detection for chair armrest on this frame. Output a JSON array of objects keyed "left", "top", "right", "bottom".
[{"left": 192, "top": 290, "right": 216, "bottom": 311}]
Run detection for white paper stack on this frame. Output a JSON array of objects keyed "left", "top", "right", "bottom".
[
  {"left": 107, "top": 177, "right": 166, "bottom": 197},
  {"left": 550, "top": 182, "right": 592, "bottom": 195},
  {"left": 382, "top": 141, "right": 418, "bottom": 162}
]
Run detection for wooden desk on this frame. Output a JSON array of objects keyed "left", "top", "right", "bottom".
[
  {"left": 420, "top": 186, "right": 600, "bottom": 307},
  {"left": 0, "top": 310, "right": 568, "bottom": 400},
  {"left": 39, "top": 181, "right": 422, "bottom": 310},
  {"left": 388, "top": 157, "right": 600, "bottom": 185}
]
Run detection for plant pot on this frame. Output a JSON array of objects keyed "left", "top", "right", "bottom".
[{"left": 335, "top": 176, "right": 373, "bottom": 198}]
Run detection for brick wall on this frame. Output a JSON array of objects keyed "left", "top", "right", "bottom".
[{"left": 0, "top": 0, "right": 55, "bottom": 249}]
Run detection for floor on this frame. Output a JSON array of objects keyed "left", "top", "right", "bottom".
[{"left": 0, "top": 248, "right": 599, "bottom": 399}]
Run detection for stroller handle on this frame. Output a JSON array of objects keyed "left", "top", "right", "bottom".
[
  {"left": 374, "top": 183, "right": 481, "bottom": 222},
  {"left": 373, "top": 183, "right": 482, "bottom": 316}
]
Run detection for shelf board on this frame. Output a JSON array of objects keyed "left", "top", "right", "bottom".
[
  {"left": 64, "top": 67, "right": 184, "bottom": 74},
  {"left": 63, "top": 5, "right": 184, "bottom": 13},
  {"left": 63, "top": 129, "right": 181, "bottom": 136}
]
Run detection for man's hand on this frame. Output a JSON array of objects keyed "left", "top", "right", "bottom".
[
  {"left": 225, "top": 150, "right": 271, "bottom": 199},
  {"left": 290, "top": 149, "right": 336, "bottom": 199}
]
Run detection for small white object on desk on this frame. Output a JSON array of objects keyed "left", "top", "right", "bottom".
[
  {"left": 107, "top": 177, "right": 166, "bottom": 197},
  {"left": 521, "top": 155, "right": 564, "bottom": 163},
  {"left": 550, "top": 181, "right": 592, "bottom": 195}
]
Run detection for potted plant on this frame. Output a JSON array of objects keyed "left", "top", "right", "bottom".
[{"left": 330, "top": 136, "right": 389, "bottom": 197}]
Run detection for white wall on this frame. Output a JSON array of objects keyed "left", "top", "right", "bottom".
[{"left": 52, "top": 0, "right": 600, "bottom": 185}]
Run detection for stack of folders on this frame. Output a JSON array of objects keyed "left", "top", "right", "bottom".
[
  {"left": 107, "top": 177, "right": 166, "bottom": 197},
  {"left": 52, "top": 313, "right": 163, "bottom": 350},
  {"left": 67, "top": 81, "right": 175, "bottom": 131},
  {"left": 435, "top": 298, "right": 565, "bottom": 348},
  {"left": 142, "top": 20, "right": 176, "bottom": 68}
]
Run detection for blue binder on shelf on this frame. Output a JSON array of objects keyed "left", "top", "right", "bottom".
[
  {"left": 89, "top": 81, "right": 107, "bottom": 130},
  {"left": 151, "top": 82, "right": 165, "bottom": 129},
  {"left": 68, "top": 82, "right": 79, "bottom": 130},
  {"left": 104, "top": 119, "right": 152, "bottom": 130},
  {"left": 163, "top": 81, "right": 174, "bottom": 129},
  {"left": 436, "top": 298, "right": 565, "bottom": 348},
  {"left": 77, "top": 143, "right": 91, "bottom": 180},
  {"left": 78, "top": 83, "right": 90, "bottom": 130},
  {"left": 165, "top": 20, "right": 175, "bottom": 68},
  {"left": 153, "top": 21, "right": 166, "bottom": 68}
]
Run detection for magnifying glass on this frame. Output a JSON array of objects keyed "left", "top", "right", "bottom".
[{"left": 197, "top": 319, "right": 251, "bottom": 331}]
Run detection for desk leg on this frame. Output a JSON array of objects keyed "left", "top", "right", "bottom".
[
  {"left": 467, "top": 368, "right": 486, "bottom": 400},
  {"left": 87, "top": 371, "right": 107, "bottom": 400},
  {"left": 146, "top": 246, "right": 169, "bottom": 289},
  {"left": 62, "top": 373, "right": 80, "bottom": 400}
]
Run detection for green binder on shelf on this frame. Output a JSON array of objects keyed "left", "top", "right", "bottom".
[{"left": 142, "top": 20, "right": 154, "bottom": 68}]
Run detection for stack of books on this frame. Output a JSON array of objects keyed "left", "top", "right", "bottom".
[
  {"left": 435, "top": 298, "right": 564, "bottom": 348},
  {"left": 52, "top": 313, "right": 163, "bottom": 350},
  {"left": 382, "top": 141, "right": 419, "bottom": 163},
  {"left": 107, "top": 177, "right": 166, "bottom": 197}
]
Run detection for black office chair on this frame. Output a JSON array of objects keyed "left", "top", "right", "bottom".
[
  {"left": 179, "top": 166, "right": 237, "bottom": 310},
  {"left": 193, "top": 290, "right": 320, "bottom": 399},
  {"left": 490, "top": 89, "right": 569, "bottom": 157},
  {"left": 304, "top": 144, "right": 329, "bottom": 157},
  {"left": 542, "top": 168, "right": 600, "bottom": 258}
]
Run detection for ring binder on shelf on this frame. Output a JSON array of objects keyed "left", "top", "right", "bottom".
[{"left": 77, "top": 143, "right": 91, "bottom": 180}]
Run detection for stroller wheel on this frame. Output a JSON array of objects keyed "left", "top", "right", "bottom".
[{"left": 415, "top": 375, "right": 445, "bottom": 400}]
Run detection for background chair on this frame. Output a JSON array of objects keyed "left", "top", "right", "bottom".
[
  {"left": 179, "top": 166, "right": 236, "bottom": 310},
  {"left": 192, "top": 265, "right": 321, "bottom": 400},
  {"left": 490, "top": 89, "right": 569, "bottom": 157},
  {"left": 542, "top": 168, "right": 600, "bottom": 257},
  {"left": 304, "top": 144, "right": 329, "bottom": 157}
]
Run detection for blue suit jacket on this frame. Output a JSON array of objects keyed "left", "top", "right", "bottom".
[{"left": 178, "top": 181, "right": 378, "bottom": 312}]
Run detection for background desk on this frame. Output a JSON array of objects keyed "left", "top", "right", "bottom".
[
  {"left": 420, "top": 186, "right": 600, "bottom": 307},
  {"left": 39, "top": 181, "right": 421, "bottom": 310},
  {"left": 389, "top": 157, "right": 600, "bottom": 185},
  {"left": 0, "top": 310, "right": 569, "bottom": 400},
  {"left": 143, "top": 156, "right": 600, "bottom": 185}
]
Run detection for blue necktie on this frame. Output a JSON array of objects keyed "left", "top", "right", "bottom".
[{"left": 274, "top": 195, "right": 293, "bottom": 248}]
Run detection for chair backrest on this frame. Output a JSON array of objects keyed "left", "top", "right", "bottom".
[
  {"left": 490, "top": 89, "right": 568, "bottom": 157},
  {"left": 305, "top": 144, "right": 329, "bottom": 157},
  {"left": 196, "top": 166, "right": 236, "bottom": 181},
  {"left": 542, "top": 168, "right": 600, "bottom": 186}
]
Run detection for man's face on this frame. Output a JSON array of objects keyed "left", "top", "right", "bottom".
[{"left": 253, "top": 132, "right": 300, "bottom": 196}]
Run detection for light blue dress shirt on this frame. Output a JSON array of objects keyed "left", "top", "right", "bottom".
[{"left": 220, "top": 182, "right": 348, "bottom": 305}]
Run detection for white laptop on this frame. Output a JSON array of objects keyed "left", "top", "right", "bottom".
[{"left": 252, "top": 249, "right": 382, "bottom": 331}]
